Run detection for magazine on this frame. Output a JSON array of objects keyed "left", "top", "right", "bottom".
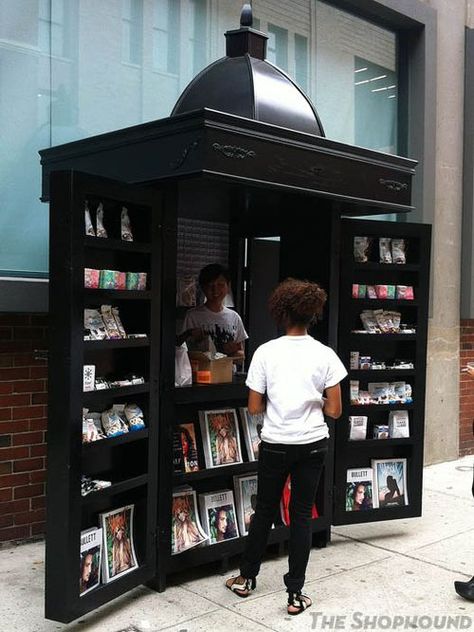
[
  {"left": 239, "top": 407, "right": 263, "bottom": 461},
  {"left": 171, "top": 488, "right": 208, "bottom": 554},
  {"left": 372, "top": 458, "right": 408, "bottom": 508},
  {"left": 79, "top": 527, "right": 102, "bottom": 596},
  {"left": 346, "top": 468, "right": 374, "bottom": 511},
  {"left": 280, "top": 475, "right": 319, "bottom": 525},
  {"left": 234, "top": 474, "right": 258, "bottom": 536},
  {"left": 99, "top": 505, "right": 138, "bottom": 583},
  {"left": 199, "top": 489, "right": 239, "bottom": 544},
  {"left": 199, "top": 409, "right": 243, "bottom": 468},
  {"left": 173, "top": 423, "right": 200, "bottom": 473}
]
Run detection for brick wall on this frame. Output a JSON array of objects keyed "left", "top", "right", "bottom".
[
  {"left": 460, "top": 319, "right": 474, "bottom": 456},
  {"left": 0, "top": 314, "right": 48, "bottom": 543}
]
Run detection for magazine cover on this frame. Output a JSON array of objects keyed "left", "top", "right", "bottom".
[
  {"left": 234, "top": 474, "right": 258, "bottom": 536},
  {"left": 171, "top": 488, "right": 208, "bottom": 554},
  {"left": 280, "top": 475, "right": 319, "bottom": 525},
  {"left": 239, "top": 407, "right": 263, "bottom": 461},
  {"left": 199, "top": 409, "right": 243, "bottom": 468},
  {"left": 346, "top": 468, "right": 374, "bottom": 511},
  {"left": 79, "top": 527, "right": 102, "bottom": 596},
  {"left": 199, "top": 489, "right": 239, "bottom": 544},
  {"left": 173, "top": 423, "right": 200, "bottom": 473},
  {"left": 99, "top": 505, "right": 138, "bottom": 583},
  {"left": 372, "top": 458, "right": 408, "bottom": 508}
]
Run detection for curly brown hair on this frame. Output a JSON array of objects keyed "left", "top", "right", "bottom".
[{"left": 268, "top": 278, "right": 327, "bottom": 327}]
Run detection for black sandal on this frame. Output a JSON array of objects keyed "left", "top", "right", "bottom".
[
  {"left": 287, "top": 591, "right": 312, "bottom": 615},
  {"left": 225, "top": 575, "right": 256, "bottom": 598}
]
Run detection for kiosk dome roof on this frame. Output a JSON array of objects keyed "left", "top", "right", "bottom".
[{"left": 171, "top": 4, "right": 325, "bottom": 137}]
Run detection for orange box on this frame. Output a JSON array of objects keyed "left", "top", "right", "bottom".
[{"left": 188, "top": 352, "right": 234, "bottom": 384}]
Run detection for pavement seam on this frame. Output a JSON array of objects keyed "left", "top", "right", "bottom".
[{"left": 153, "top": 606, "right": 221, "bottom": 632}]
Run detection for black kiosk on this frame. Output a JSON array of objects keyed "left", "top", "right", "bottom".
[{"left": 40, "top": 7, "right": 431, "bottom": 623}]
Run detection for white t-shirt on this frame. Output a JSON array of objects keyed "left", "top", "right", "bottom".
[
  {"left": 182, "top": 305, "right": 248, "bottom": 353},
  {"left": 246, "top": 335, "right": 347, "bottom": 444}
]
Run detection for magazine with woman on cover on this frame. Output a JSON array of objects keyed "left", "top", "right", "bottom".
[
  {"left": 239, "top": 407, "right": 263, "bottom": 461},
  {"left": 346, "top": 468, "right": 374, "bottom": 511},
  {"left": 199, "top": 489, "right": 239, "bottom": 544},
  {"left": 171, "top": 488, "right": 208, "bottom": 554},
  {"left": 234, "top": 474, "right": 258, "bottom": 535},
  {"left": 371, "top": 458, "right": 408, "bottom": 508},
  {"left": 199, "top": 409, "right": 242, "bottom": 468},
  {"left": 79, "top": 527, "right": 102, "bottom": 596},
  {"left": 99, "top": 505, "right": 138, "bottom": 583}
]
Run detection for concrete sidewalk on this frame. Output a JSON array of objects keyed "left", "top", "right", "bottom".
[{"left": 2, "top": 456, "right": 474, "bottom": 632}]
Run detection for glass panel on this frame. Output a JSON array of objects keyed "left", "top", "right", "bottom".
[{"left": 0, "top": 0, "right": 400, "bottom": 276}]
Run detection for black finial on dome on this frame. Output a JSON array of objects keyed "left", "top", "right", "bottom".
[
  {"left": 225, "top": 4, "right": 267, "bottom": 60},
  {"left": 240, "top": 4, "right": 252, "bottom": 27}
]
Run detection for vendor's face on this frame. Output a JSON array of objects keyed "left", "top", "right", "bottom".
[{"left": 203, "top": 275, "right": 229, "bottom": 303}]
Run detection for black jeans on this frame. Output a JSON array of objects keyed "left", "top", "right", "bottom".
[{"left": 240, "top": 438, "right": 328, "bottom": 593}]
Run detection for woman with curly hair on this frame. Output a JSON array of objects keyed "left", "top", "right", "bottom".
[{"left": 225, "top": 278, "right": 347, "bottom": 616}]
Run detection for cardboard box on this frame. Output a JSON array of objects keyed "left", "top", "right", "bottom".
[{"left": 188, "top": 351, "right": 234, "bottom": 384}]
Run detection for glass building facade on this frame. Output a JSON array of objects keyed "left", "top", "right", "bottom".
[{"left": 0, "top": 0, "right": 398, "bottom": 276}]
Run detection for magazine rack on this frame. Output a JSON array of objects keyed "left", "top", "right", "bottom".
[
  {"left": 332, "top": 218, "right": 431, "bottom": 524},
  {"left": 40, "top": 104, "right": 426, "bottom": 621}
]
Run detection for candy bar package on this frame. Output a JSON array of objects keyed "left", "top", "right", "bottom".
[
  {"left": 350, "top": 380, "right": 360, "bottom": 404},
  {"left": 368, "top": 382, "right": 389, "bottom": 404},
  {"left": 391, "top": 238, "right": 407, "bottom": 264},
  {"left": 379, "top": 237, "right": 392, "bottom": 263},
  {"left": 126, "top": 272, "right": 139, "bottom": 290},
  {"left": 373, "top": 424, "right": 389, "bottom": 439},
  {"left": 112, "top": 307, "right": 127, "bottom": 338},
  {"left": 388, "top": 410, "right": 410, "bottom": 438},
  {"left": 84, "top": 308, "right": 108, "bottom": 340},
  {"left": 396, "top": 285, "right": 414, "bottom": 300},
  {"left": 124, "top": 403, "right": 146, "bottom": 431},
  {"left": 404, "top": 383, "right": 413, "bottom": 404},
  {"left": 352, "top": 284, "right": 359, "bottom": 299},
  {"left": 354, "top": 236, "right": 371, "bottom": 262},
  {"left": 350, "top": 351, "right": 360, "bottom": 370},
  {"left": 375, "top": 285, "right": 388, "bottom": 299},
  {"left": 85, "top": 201, "right": 95, "bottom": 236},
  {"left": 101, "top": 408, "right": 129, "bottom": 437},
  {"left": 84, "top": 268, "right": 100, "bottom": 289},
  {"left": 96, "top": 202, "right": 107, "bottom": 238},
  {"left": 100, "top": 305, "right": 122, "bottom": 339},
  {"left": 115, "top": 271, "right": 127, "bottom": 290},
  {"left": 137, "top": 272, "right": 147, "bottom": 290},
  {"left": 352, "top": 284, "right": 367, "bottom": 299},
  {"left": 349, "top": 416, "right": 368, "bottom": 440},
  {"left": 366, "top": 285, "right": 377, "bottom": 299},
  {"left": 386, "top": 285, "right": 396, "bottom": 299},
  {"left": 99, "top": 269, "right": 117, "bottom": 289},
  {"left": 121, "top": 206, "right": 133, "bottom": 241}
]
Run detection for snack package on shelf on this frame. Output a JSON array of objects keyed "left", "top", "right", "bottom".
[
  {"left": 348, "top": 416, "right": 368, "bottom": 440},
  {"left": 111, "top": 306, "right": 127, "bottom": 338},
  {"left": 379, "top": 237, "right": 392, "bottom": 263},
  {"left": 83, "top": 365, "right": 96, "bottom": 392},
  {"left": 84, "top": 268, "right": 100, "bottom": 289},
  {"left": 96, "top": 202, "right": 107, "bottom": 238},
  {"left": 388, "top": 410, "right": 410, "bottom": 437},
  {"left": 391, "top": 238, "right": 407, "bottom": 264},
  {"left": 368, "top": 382, "right": 389, "bottom": 404},
  {"left": 366, "top": 285, "right": 377, "bottom": 299},
  {"left": 84, "top": 309, "right": 108, "bottom": 340},
  {"left": 101, "top": 305, "right": 122, "bottom": 339},
  {"left": 101, "top": 408, "right": 129, "bottom": 437},
  {"left": 82, "top": 410, "right": 105, "bottom": 443},
  {"left": 350, "top": 351, "right": 360, "bottom": 370},
  {"left": 353, "top": 236, "right": 371, "bottom": 262},
  {"left": 85, "top": 201, "right": 95, "bottom": 236},
  {"left": 121, "top": 206, "right": 133, "bottom": 241},
  {"left": 123, "top": 403, "right": 146, "bottom": 431},
  {"left": 126, "top": 272, "right": 139, "bottom": 290},
  {"left": 350, "top": 380, "right": 359, "bottom": 404},
  {"left": 360, "top": 356, "right": 372, "bottom": 369},
  {"left": 373, "top": 424, "right": 389, "bottom": 439},
  {"left": 396, "top": 285, "right": 414, "bottom": 300}
]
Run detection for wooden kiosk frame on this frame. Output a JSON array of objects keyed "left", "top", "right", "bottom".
[{"left": 41, "top": 100, "right": 430, "bottom": 621}]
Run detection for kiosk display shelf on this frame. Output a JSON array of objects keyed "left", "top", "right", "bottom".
[
  {"left": 333, "top": 218, "right": 431, "bottom": 525},
  {"left": 46, "top": 171, "right": 162, "bottom": 623}
]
